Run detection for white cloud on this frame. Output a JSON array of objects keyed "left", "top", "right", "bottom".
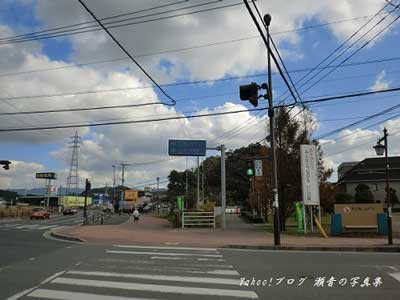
[
  {"left": 370, "top": 70, "right": 390, "bottom": 90},
  {"left": 0, "top": 160, "right": 45, "bottom": 189}
]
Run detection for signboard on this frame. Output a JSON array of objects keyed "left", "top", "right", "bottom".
[
  {"left": 49, "top": 185, "right": 58, "bottom": 195},
  {"left": 177, "top": 196, "right": 184, "bottom": 212},
  {"left": 168, "top": 139, "right": 206, "bottom": 156},
  {"left": 300, "top": 145, "right": 320, "bottom": 205},
  {"left": 254, "top": 159, "right": 263, "bottom": 177},
  {"left": 93, "top": 194, "right": 110, "bottom": 205},
  {"left": 124, "top": 190, "right": 138, "bottom": 202},
  {"left": 62, "top": 196, "right": 92, "bottom": 207},
  {"left": 36, "top": 172, "right": 57, "bottom": 180},
  {"left": 334, "top": 204, "right": 383, "bottom": 227}
]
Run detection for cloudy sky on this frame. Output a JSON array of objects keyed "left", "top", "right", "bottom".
[{"left": 0, "top": 0, "right": 399, "bottom": 190}]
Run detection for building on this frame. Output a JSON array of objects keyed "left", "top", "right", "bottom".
[{"left": 337, "top": 157, "right": 400, "bottom": 203}]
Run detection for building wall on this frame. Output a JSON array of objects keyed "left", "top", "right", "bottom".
[{"left": 345, "top": 181, "right": 400, "bottom": 202}]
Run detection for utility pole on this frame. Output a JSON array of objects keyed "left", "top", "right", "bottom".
[
  {"left": 112, "top": 165, "right": 116, "bottom": 204},
  {"left": 201, "top": 159, "right": 205, "bottom": 203},
  {"left": 185, "top": 157, "right": 189, "bottom": 209},
  {"left": 197, "top": 156, "right": 200, "bottom": 207},
  {"left": 84, "top": 178, "right": 90, "bottom": 219},
  {"left": 121, "top": 163, "right": 128, "bottom": 203},
  {"left": 157, "top": 176, "right": 160, "bottom": 204},
  {"left": 265, "top": 14, "right": 281, "bottom": 246},
  {"left": 218, "top": 145, "right": 226, "bottom": 230}
]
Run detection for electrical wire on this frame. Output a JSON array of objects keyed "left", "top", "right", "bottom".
[
  {"left": 276, "top": 2, "right": 391, "bottom": 104},
  {"left": 243, "top": 0, "right": 299, "bottom": 104},
  {"left": 275, "top": 87, "right": 400, "bottom": 108},
  {"left": 0, "top": 2, "right": 244, "bottom": 45},
  {"left": 77, "top": 0, "right": 180, "bottom": 106},
  {"left": 250, "top": 0, "right": 303, "bottom": 105},
  {"left": 0, "top": 107, "right": 268, "bottom": 132}
]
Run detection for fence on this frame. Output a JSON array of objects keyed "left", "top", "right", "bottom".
[
  {"left": 182, "top": 211, "right": 215, "bottom": 228},
  {"left": 84, "top": 211, "right": 109, "bottom": 225}
]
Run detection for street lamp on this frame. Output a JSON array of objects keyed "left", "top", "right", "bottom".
[{"left": 373, "top": 127, "right": 393, "bottom": 245}]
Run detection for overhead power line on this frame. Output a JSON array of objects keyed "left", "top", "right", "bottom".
[
  {"left": 316, "top": 101, "right": 400, "bottom": 139},
  {"left": 277, "top": 2, "right": 391, "bottom": 104},
  {"left": 295, "top": 3, "right": 400, "bottom": 100},
  {"left": 276, "top": 87, "right": 400, "bottom": 108},
  {"left": 251, "top": 0, "right": 303, "bottom": 105},
  {"left": 0, "top": 1, "right": 244, "bottom": 45},
  {"left": 243, "top": 0, "right": 299, "bottom": 104},
  {"left": 0, "top": 107, "right": 267, "bottom": 132},
  {"left": 0, "top": 0, "right": 189, "bottom": 42},
  {"left": 77, "top": 0, "right": 176, "bottom": 106}
]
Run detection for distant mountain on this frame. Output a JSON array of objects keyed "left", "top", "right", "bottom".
[{"left": 8, "top": 187, "right": 84, "bottom": 196}]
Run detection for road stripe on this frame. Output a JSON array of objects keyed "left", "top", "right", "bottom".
[
  {"left": 36, "top": 225, "right": 58, "bottom": 230},
  {"left": 114, "top": 244, "right": 218, "bottom": 252},
  {"left": 5, "top": 271, "right": 65, "bottom": 300},
  {"left": 28, "top": 289, "right": 163, "bottom": 300},
  {"left": 388, "top": 272, "right": 400, "bottom": 282},
  {"left": 106, "top": 250, "right": 222, "bottom": 258},
  {"left": 67, "top": 270, "right": 239, "bottom": 285},
  {"left": 98, "top": 258, "right": 234, "bottom": 268},
  {"left": 52, "top": 277, "right": 258, "bottom": 298}
]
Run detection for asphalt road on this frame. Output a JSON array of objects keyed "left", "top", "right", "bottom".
[
  {"left": 1, "top": 240, "right": 399, "bottom": 300},
  {"left": 0, "top": 213, "right": 84, "bottom": 267}
]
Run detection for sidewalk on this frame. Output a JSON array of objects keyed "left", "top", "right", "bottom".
[{"left": 53, "top": 214, "right": 400, "bottom": 251}]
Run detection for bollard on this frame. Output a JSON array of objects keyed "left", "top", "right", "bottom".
[
  {"left": 92, "top": 214, "right": 95, "bottom": 224},
  {"left": 101, "top": 213, "right": 104, "bottom": 225}
]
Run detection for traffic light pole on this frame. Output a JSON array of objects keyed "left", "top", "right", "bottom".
[{"left": 266, "top": 15, "right": 281, "bottom": 246}]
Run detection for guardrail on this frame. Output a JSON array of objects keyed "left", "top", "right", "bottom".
[
  {"left": 84, "top": 211, "right": 108, "bottom": 225},
  {"left": 182, "top": 211, "right": 215, "bottom": 228}
]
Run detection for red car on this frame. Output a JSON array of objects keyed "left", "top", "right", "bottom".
[{"left": 30, "top": 207, "right": 50, "bottom": 220}]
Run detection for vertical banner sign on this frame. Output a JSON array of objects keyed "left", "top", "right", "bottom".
[
  {"left": 300, "top": 144, "right": 320, "bottom": 206},
  {"left": 254, "top": 159, "right": 263, "bottom": 177}
]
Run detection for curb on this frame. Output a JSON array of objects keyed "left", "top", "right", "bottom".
[
  {"left": 223, "top": 244, "right": 400, "bottom": 253},
  {"left": 50, "top": 231, "right": 85, "bottom": 243}
]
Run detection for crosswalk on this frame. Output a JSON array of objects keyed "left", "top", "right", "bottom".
[
  {"left": 11, "top": 245, "right": 259, "bottom": 299},
  {"left": 0, "top": 216, "right": 83, "bottom": 231}
]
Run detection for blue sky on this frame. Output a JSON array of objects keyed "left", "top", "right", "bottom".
[{"left": 0, "top": 0, "right": 400, "bottom": 189}]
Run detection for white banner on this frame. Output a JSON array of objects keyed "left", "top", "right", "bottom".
[{"left": 300, "top": 144, "right": 320, "bottom": 206}]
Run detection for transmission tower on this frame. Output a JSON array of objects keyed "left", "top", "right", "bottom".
[{"left": 66, "top": 131, "right": 81, "bottom": 196}]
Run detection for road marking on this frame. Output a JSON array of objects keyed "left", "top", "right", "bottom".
[
  {"left": 67, "top": 270, "right": 240, "bottom": 285},
  {"left": 198, "top": 258, "right": 226, "bottom": 261},
  {"left": 28, "top": 257, "right": 36, "bottom": 261},
  {"left": 36, "top": 225, "right": 58, "bottom": 230},
  {"left": 388, "top": 272, "right": 400, "bottom": 282},
  {"left": 98, "top": 258, "right": 234, "bottom": 268},
  {"left": 52, "top": 277, "right": 258, "bottom": 298},
  {"left": 107, "top": 250, "right": 222, "bottom": 258},
  {"left": 5, "top": 270, "right": 65, "bottom": 300},
  {"left": 28, "top": 289, "right": 163, "bottom": 300},
  {"left": 114, "top": 244, "right": 218, "bottom": 252}
]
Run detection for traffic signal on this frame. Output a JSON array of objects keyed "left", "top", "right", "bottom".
[
  {"left": 246, "top": 160, "right": 254, "bottom": 176},
  {"left": 85, "top": 179, "right": 91, "bottom": 191},
  {"left": 0, "top": 160, "right": 11, "bottom": 170},
  {"left": 240, "top": 82, "right": 259, "bottom": 107}
]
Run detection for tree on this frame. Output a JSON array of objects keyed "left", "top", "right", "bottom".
[
  {"left": 354, "top": 184, "right": 374, "bottom": 203},
  {"left": 335, "top": 192, "right": 353, "bottom": 204},
  {"left": 274, "top": 107, "right": 333, "bottom": 230}
]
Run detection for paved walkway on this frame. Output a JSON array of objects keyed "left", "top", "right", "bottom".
[{"left": 54, "top": 214, "right": 400, "bottom": 249}]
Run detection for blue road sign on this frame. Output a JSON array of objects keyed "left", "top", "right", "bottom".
[{"left": 168, "top": 139, "right": 206, "bottom": 156}]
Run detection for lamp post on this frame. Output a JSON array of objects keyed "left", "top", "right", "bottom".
[{"left": 373, "top": 127, "right": 393, "bottom": 245}]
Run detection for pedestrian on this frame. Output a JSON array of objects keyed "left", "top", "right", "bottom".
[{"left": 133, "top": 208, "right": 140, "bottom": 223}]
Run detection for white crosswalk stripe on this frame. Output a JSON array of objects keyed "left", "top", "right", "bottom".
[
  {"left": 15, "top": 245, "right": 259, "bottom": 300},
  {"left": 0, "top": 218, "right": 82, "bottom": 231}
]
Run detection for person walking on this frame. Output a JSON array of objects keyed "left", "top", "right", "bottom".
[{"left": 133, "top": 208, "right": 140, "bottom": 223}]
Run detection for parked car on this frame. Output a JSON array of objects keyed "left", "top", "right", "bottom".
[
  {"left": 30, "top": 207, "right": 50, "bottom": 219},
  {"left": 225, "top": 206, "right": 241, "bottom": 214},
  {"left": 63, "top": 208, "right": 75, "bottom": 215}
]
